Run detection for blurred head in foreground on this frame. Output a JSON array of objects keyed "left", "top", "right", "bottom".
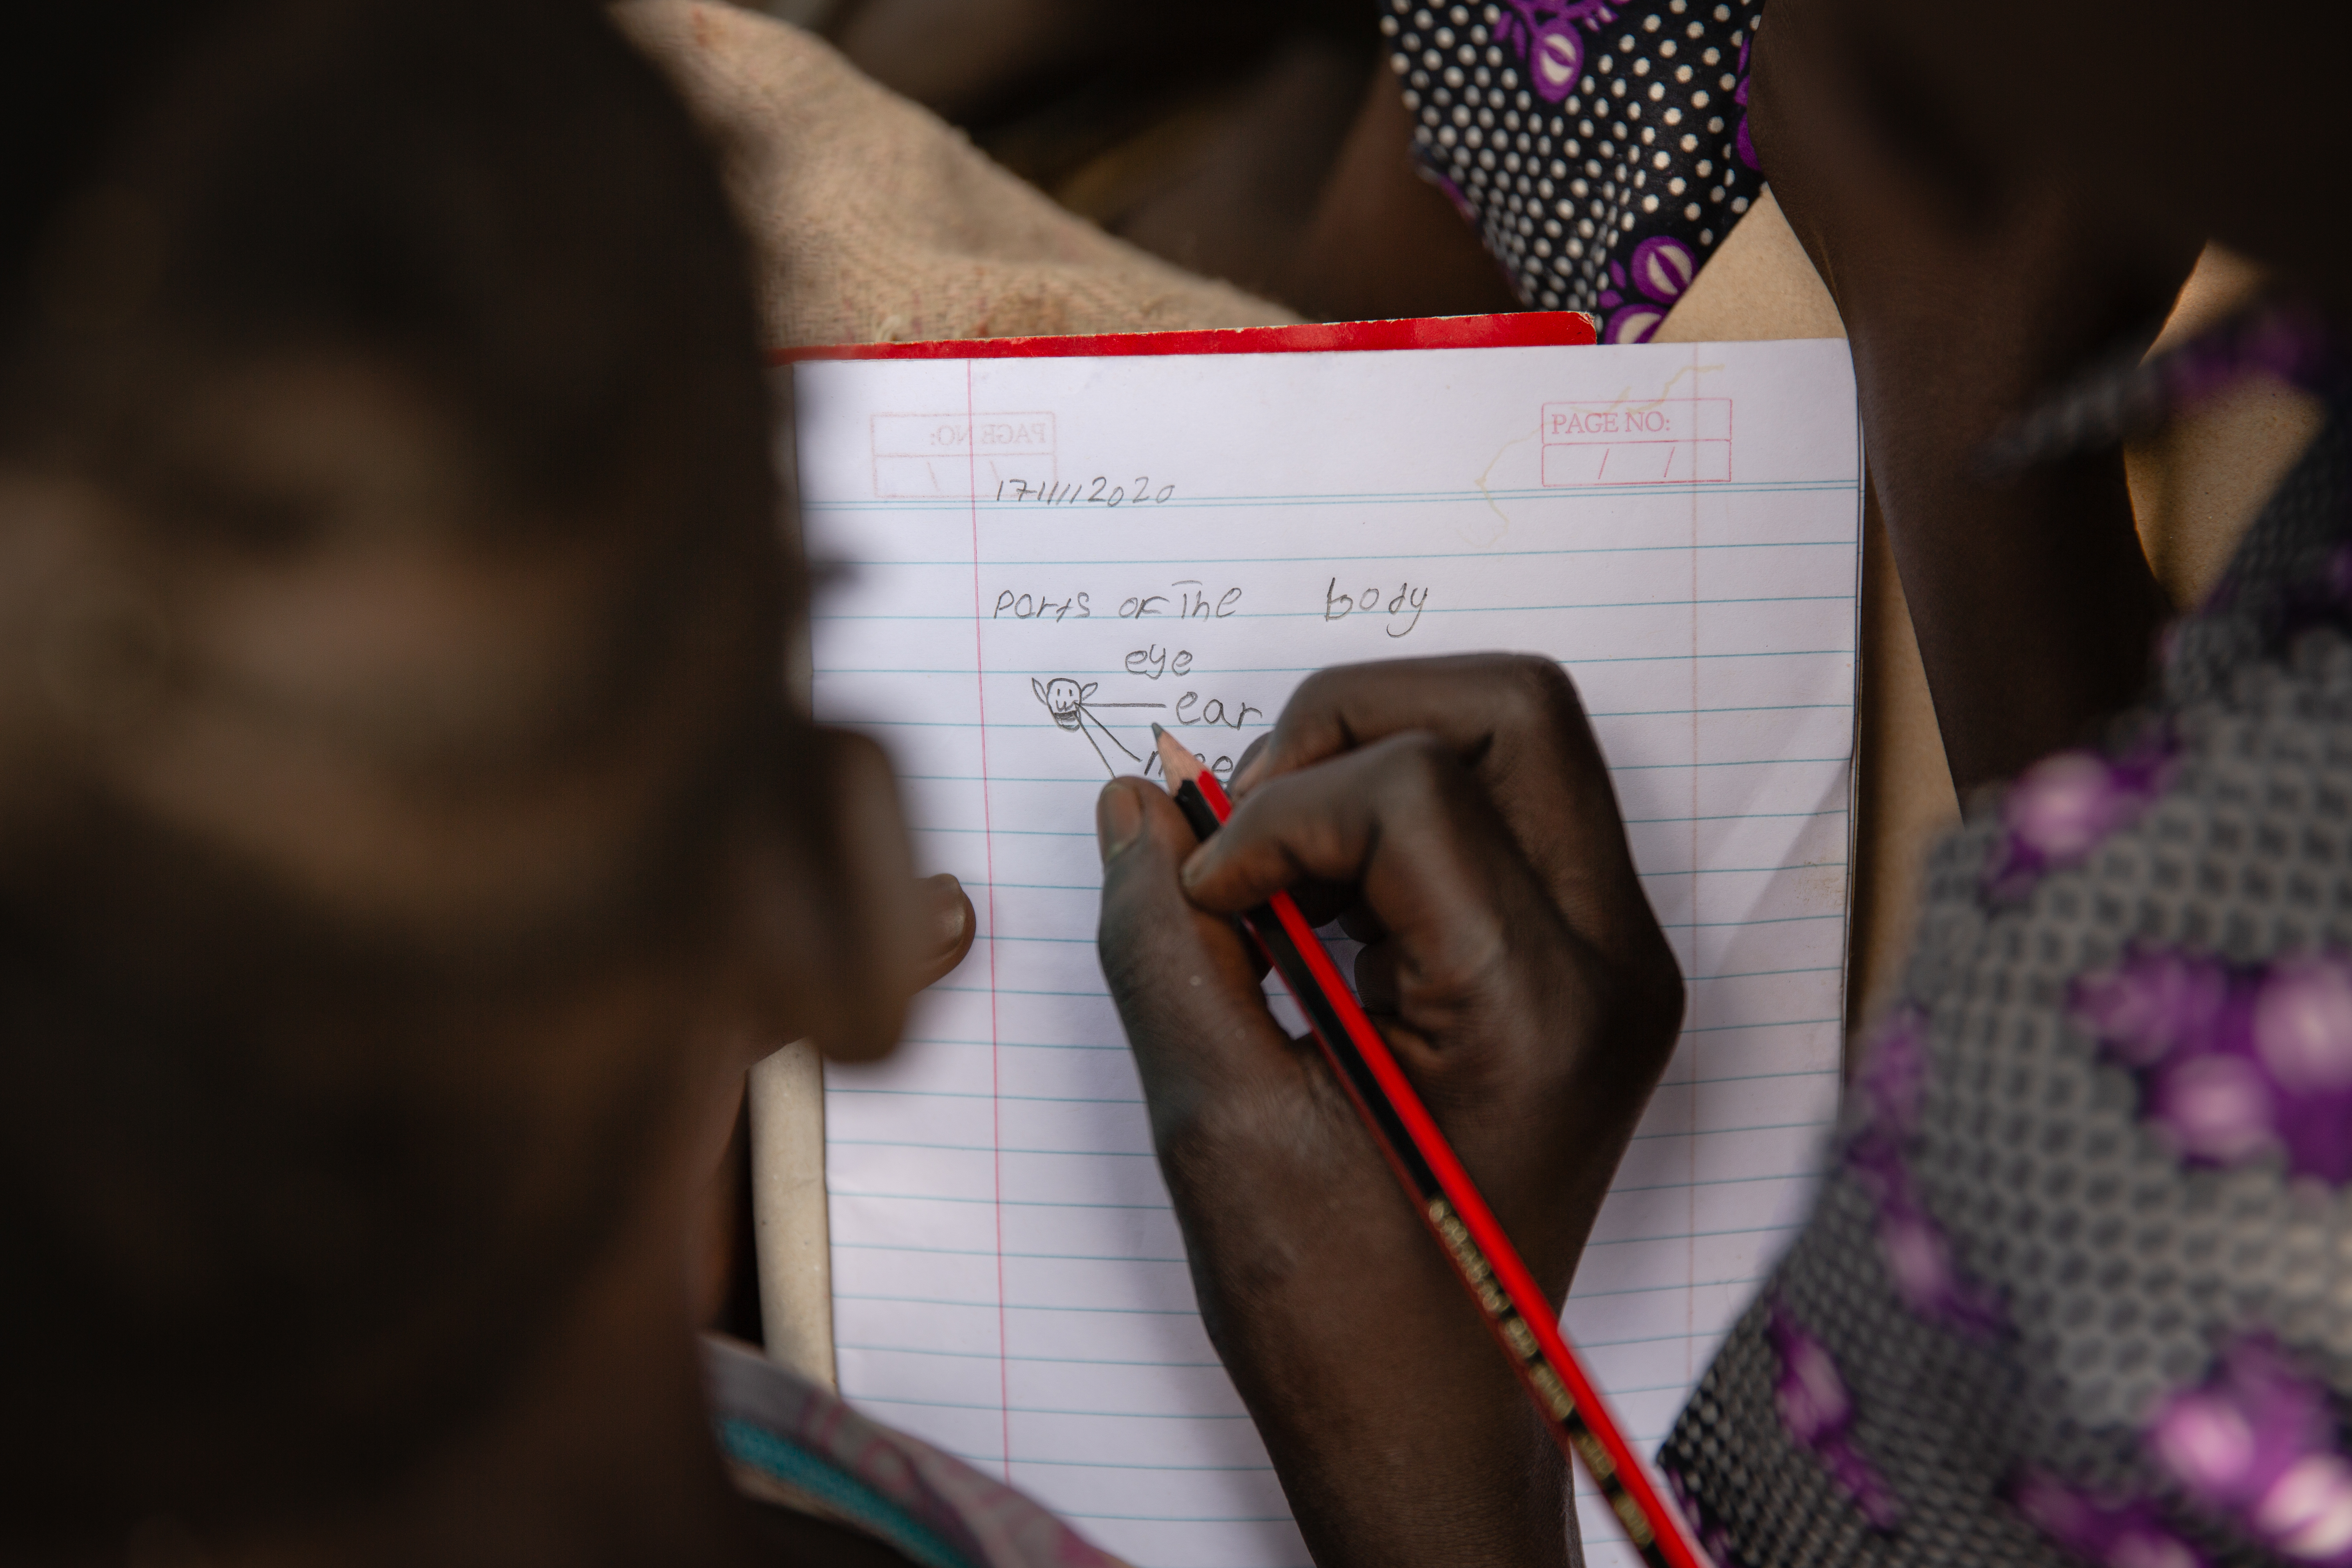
[{"left": 0, "top": 0, "right": 926, "bottom": 1552}]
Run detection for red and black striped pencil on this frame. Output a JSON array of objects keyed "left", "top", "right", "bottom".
[{"left": 1149, "top": 724, "right": 1711, "bottom": 1568}]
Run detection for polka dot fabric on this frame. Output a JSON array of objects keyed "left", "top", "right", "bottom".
[
  {"left": 1662, "top": 413, "right": 2352, "bottom": 1568},
  {"left": 1382, "top": 0, "right": 1764, "bottom": 343}
]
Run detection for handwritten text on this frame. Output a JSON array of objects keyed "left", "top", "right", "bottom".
[{"left": 1323, "top": 578, "right": 1431, "bottom": 638}]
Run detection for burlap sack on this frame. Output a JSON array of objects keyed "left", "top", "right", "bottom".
[{"left": 616, "top": 0, "right": 1296, "bottom": 349}]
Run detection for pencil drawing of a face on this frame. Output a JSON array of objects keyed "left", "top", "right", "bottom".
[
  {"left": 1029, "top": 675, "right": 1160, "bottom": 776},
  {"left": 1033, "top": 677, "right": 1093, "bottom": 731}
]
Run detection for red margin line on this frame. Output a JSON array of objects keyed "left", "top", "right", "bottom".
[
  {"left": 1684, "top": 345, "right": 1702, "bottom": 1383},
  {"left": 963, "top": 362, "right": 1013, "bottom": 1482}
]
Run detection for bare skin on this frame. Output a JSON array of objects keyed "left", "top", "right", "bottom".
[{"left": 1097, "top": 656, "right": 1685, "bottom": 1568}]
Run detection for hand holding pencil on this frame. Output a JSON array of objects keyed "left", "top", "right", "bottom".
[{"left": 1095, "top": 655, "right": 1689, "bottom": 1568}]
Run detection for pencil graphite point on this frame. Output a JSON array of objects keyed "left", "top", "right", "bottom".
[{"left": 1151, "top": 724, "right": 1204, "bottom": 789}]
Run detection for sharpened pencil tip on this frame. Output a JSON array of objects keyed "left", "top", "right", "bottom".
[{"left": 1152, "top": 725, "right": 1204, "bottom": 788}]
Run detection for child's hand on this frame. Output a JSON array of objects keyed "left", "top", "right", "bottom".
[
  {"left": 910, "top": 871, "right": 976, "bottom": 991},
  {"left": 742, "top": 730, "right": 974, "bottom": 1063},
  {"left": 1094, "top": 655, "right": 1682, "bottom": 1568}
]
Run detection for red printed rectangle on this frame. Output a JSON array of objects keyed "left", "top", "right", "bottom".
[
  {"left": 870, "top": 412, "right": 1056, "bottom": 499},
  {"left": 1539, "top": 397, "right": 1732, "bottom": 486}
]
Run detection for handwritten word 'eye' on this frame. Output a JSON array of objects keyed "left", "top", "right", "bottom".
[{"left": 1124, "top": 645, "right": 1193, "bottom": 679}]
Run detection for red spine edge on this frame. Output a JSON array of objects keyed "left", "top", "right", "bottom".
[{"left": 769, "top": 311, "right": 1598, "bottom": 365}]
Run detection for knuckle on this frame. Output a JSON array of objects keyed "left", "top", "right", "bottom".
[
  {"left": 1613, "top": 929, "right": 1688, "bottom": 1056},
  {"left": 1370, "top": 729, "right": 1464, "bottom": 806},
  {"left": 1444, "top": 911, "right": 1519, "bottom": 1000},
  {"left": 1494, "top": 652, "right": 1584, "bottom": 728},
  {"left": 1277, "top": 665, "right": 1348, "bottom": 734},
  {"left": 1259, "top": 669, "right": 1343, "bottom": 772},
  {"left": 1645, "top": 938, "right": 1690, "bottom": 1035},
  {"left": 1287, "top": 663, "right": 1344, "bottom": 713}
]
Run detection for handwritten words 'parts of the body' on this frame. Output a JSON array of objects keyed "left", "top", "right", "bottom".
[
  {"left": 993, "top": 580, "right": 1244, "bottom": 624},
  {"left": 994, "top": 578, "right": 1434, "bottom": 639}
]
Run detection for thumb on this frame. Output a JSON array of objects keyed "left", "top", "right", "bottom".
[
  {"left": 908, "top": 872, "right": 976, "bottom": 991},
  {"left": 1095, "top": 780, "right": 1298, "bottom": 1138}
]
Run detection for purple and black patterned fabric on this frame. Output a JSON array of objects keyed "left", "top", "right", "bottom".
[
  {"left": 1381, "top": 0, "right": 1764, "bottom": 342},
  {"left": 1663, "top": 351, "right": 2352, "bottom": 1566}
]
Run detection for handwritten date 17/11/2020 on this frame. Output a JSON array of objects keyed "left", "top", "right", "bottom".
[{"left": 994, "top": 474, "right": 1175, "bottom": 507}]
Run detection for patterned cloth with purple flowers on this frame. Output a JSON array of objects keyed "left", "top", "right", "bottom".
[
  {"left": 1660, "top": 397, "right": 2352, "bottom": 1568},
  {"left": 1380, "top": 0, "right": 1764, "bottom": 341}
]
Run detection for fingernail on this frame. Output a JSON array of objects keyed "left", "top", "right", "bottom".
[
  {"left": 1096, "top": 782, "right": 1144, "bottom": 862},
  {"left": 922, "top": 874, "right": 969, "bottom": 951}
]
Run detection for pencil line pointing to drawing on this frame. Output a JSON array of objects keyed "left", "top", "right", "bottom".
[
  {"left": 1031, "top": 676, "right": 1161, "bottom": 776},
  {"left": 1076, "top": 719, "right": 1117, "bottom": 775}
]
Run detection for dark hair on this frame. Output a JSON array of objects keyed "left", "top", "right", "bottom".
[{"left": 0, "top": 0, "right": 791, "bottom": 1545}]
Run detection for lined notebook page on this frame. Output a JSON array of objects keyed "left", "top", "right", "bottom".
[{"left": 795, "top": 338, "right": 1860, "bottom": 1568}]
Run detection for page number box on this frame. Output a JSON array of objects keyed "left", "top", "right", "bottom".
[
  {"left": 1539, "top": 398, "right": 1732, "bottom": 485},
  {"left": 871, "top": 412, "right": 1056, "bottom": 498}
]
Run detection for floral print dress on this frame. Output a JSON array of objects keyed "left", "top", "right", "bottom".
[
  {"left": 1380, "top": 0, "right": 1764, "bottom": 341},
  {"left": 1661, "top": 399, "right": 2352, "bottom": 1568}
]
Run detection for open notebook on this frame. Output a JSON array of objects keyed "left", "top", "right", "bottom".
[{"left": 790, "top": 319, "right": 1861, "bottom": 1568}]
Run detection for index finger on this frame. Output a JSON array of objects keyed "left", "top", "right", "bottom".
[{"left": 1232, "top": 655, "right": 1646, "bottom": 943}]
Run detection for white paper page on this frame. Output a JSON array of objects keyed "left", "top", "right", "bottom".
[{"left": 795, "top": 339, "right": 1860, "bottom": 1568}]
